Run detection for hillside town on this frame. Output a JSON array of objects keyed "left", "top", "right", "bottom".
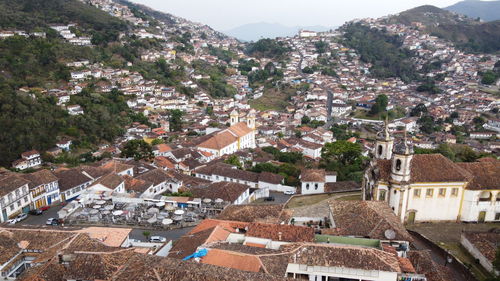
[{"left": 0, "top": 0, "right": 499, "bottom": 281}]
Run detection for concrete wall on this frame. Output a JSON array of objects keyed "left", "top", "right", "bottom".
[{"left": 460, "top": 234, "right": 495, "bottom": 274}]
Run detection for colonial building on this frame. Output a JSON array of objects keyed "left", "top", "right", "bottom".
[
  {"left": 0, "top": 171, "right": 31, "bottom": 222},
  {"left": 11, "top": 150, "right": 42, "bottom": 171},
  {"left": 363, "top": 126, "right": 500, "bottom": 224},
  {"left": 300, "top": 169, "right": 337, "bottom": 195},
  {"left": 197, "top": 110, "right": 256, "bottom": 157},
  {"left": 22, "top": 169, "right": 60, "bottom": 209}
]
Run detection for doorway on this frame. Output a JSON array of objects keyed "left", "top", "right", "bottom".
[
  {"left": 478, "top": 211, "right": 486, "bottom": 223},
  {"left": 407, "top": 211, "right": 416, "bottom": 224}
]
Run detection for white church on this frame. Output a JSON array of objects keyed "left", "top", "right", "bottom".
[
  {"left": 363, "top": 124, "right": 500, "bottom": 224},
  {"left": 197, "top": 109, "right": 256, "bottom": 157}
]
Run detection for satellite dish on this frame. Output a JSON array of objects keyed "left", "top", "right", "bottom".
[{"left": 384, "top": 229, "right": 396, "bottom": 240}]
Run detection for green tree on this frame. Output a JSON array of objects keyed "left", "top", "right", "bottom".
[
  {"left": 120, "top": 140, "right": 153, "bottom": 161},
  {"left": 410, "top": 103, "right": 427, "bottom": 117},
  {"left": 151, "top": 138, "right": 165, "bottom": 145},
  {"left": 169, "top": 109, "right": 184, "bottom": 132},
  {"left": 481, "top": 71, "right": 498, "bottom": 85},
  {"left": 322, "top": 141, "right": 362, "bottom": 166},
  {"left": 369, "top": 94, "right": 388, "bottom": 115},
  {"left": 321, "top": 141, "right": 365, "bottom": 182},
  {"left": 224, "top": 155, "right": 242, "bottom": 169}
]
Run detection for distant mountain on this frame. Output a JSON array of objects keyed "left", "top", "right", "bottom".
[
  {"left": 387, "top": 5, "right": 500, "bottom": 53},
  {"left": 445, "top": 0, "right": 500, "bottom": 22},
  {"left": 224, "top": 22, "right": 332, "bottom": 42}
]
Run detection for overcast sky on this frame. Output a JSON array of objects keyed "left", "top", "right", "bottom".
[{"left": 129, "top": 0, "right": 462, "bottom": 31}]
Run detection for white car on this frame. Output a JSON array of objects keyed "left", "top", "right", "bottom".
[
  {"left": 8, "top": 213, "right": 28, "bottom": 224},
  {"left": 284, "top": 190, "right": 296, "bottom": 195},
  {"left": 46, "top": 218, "right": 57, "bottom": 225},
  {"left": 149, "top": 236, "right": 167, "bottom": 243}
]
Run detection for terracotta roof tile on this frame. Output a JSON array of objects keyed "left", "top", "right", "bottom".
[
  {"left": 246, "top": 222, "right": 315, "bottom": 242},
  {"left": 201, "top": 249, "right": 262, "bottom": 272}
]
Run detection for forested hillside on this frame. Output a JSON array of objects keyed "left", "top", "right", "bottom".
[
  {"left": 0, "top": 0, "right": 128, "bottom": 44},
  {"left": 0, "top": 0, "right": 148, "bottom": 166},
  {"left": 341, "top": 23, "right": 418, "bottom": 82}
]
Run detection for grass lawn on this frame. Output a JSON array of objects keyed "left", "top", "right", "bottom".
[
  {"left": 249, "top": 87, "right": 291, "bottom": 111},
  {"left": 286, "top": 194, "right": 337, "bottom": 209},
  {"left": 286, "top": 191, "right": 361, "bottom": 209}
]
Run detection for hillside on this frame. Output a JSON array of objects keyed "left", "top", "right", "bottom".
[
  {"left": 341, "top": 23, "right": 418, "bottom": 83},
  {"left": 387, "top": 5, "right": 500, "bottom": 53},
  {"left": 386, "top": 5, "right": 471, "bottom": 26},
  {"left": 0, "top": 0, "right": 128, "bottom": 38},
  {"left": 445, "top": 0, "right": 500, "bottom": 22},
  {"left": 0, "top": 0, "right": 148, "bottom": 166},
  {"left": 117, "top": 0, "right": 228, "bottom": 40}
]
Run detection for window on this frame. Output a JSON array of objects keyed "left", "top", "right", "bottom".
[
  {"left": 306, "top": 184, "right": 310, "bottom": 190},
  {"left": 451, "top": 188, "right": 459, "bottom": 197},
  {"left": 426, "top": 189, "right": 434, "bottom": 198},
  {"left": 378, "top": 145, "right": 383, "bottom": 156},
  {"left": 414, "top": 189, "right": 421, "bottom": 198},
  {"left": 438, "top": 188, "right": 446, "bottom": 197},
  {"left": 314, "top": 183, "right": 319, "bottom": 190},
  {"left": 496, "top": 213, "right": 500, "bottom": 221},
  {"left": 395, "top": 159, "right": 402, "bottom": 171}
]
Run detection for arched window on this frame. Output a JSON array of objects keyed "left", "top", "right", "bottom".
[
  {"left": 479, "top": 191, "right": 492, "bottom": 202},
  {"left": 396, "top": 159, "right": 402, "bottom": 171},
  {"left": 315, "top": 183, "right": 319, "bottom": 190},
  {"left": 306, "top": 184, "right": 310, "bottom": 190},
  {"left": 378, "top": 145, "right": 383, "bottom": 156}
]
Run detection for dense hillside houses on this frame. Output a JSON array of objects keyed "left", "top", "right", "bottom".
[{"left": 0, "top": 0, "right": 499, "bottom": 280}]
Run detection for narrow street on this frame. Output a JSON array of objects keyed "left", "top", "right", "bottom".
[{"left": 409, "top": 232, "right": 476, "bottom": 281}]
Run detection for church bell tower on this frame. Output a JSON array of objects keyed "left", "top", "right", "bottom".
[{"left": 374, "top": 117, "right": 394, "bottom": 160}]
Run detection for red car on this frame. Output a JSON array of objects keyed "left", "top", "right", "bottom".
[{"left": 40, "top": 206, "right": 50, "bottom": 211}]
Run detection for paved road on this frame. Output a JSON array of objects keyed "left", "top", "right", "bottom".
[
  {"left": 11, "top": 204, "right": 65, "bottom": 226},
  {"left": 251, "top": 191, "right": 292, "bottom": 205}
]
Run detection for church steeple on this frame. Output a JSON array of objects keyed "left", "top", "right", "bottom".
[
  {"left": 247, "top": 109, "right": 256, "bottom": 130},
  {"left": 390, "top": 129, "right": 414, "bottom": 183},
  {"left": 229, "top": 109, "right": 239, "bottom": 126},
  {"left": 374, "top": 117, "right": 394, "bottom": 160}
]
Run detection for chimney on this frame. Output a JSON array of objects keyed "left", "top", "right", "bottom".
[{"left": 278, "top": 232, "right": 282, "bottom": 241}]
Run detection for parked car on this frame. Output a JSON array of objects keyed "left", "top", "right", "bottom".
[
  {"left": 149, "top": 236, "right": 167, "bottom": 243},
  {"left": 8, "top": 213, "right": 28, "bottom": 224},
  {"left": 29, "top": 209, "right": 43, "bottom": 215},
  {"left": 264, "top": 196, "right": 275, "bottom": 201},
  {"left": 46, "top": 218, "right": 59, "bottom": 225},
  {"left": 40, "top": 206, "right": 50, "bottom": 211},
  {"left": 16, "top": 213, "right": 28, "bottom": 222},
  {"left": 284, "top": 190, "right": 296, "bottom": 195}
]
